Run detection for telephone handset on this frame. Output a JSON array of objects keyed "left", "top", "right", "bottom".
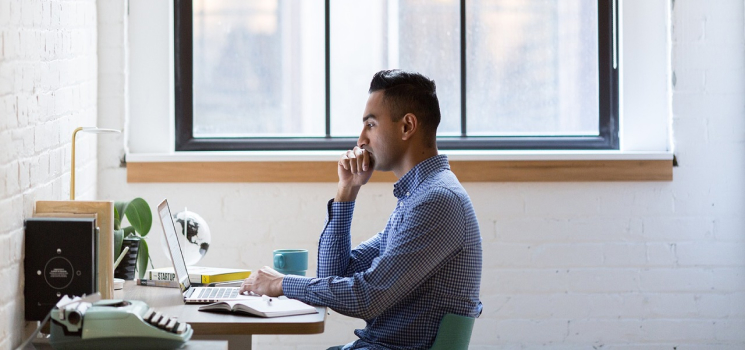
[{"left": 49, "top": 298, "right": 192, "bottom": 349}]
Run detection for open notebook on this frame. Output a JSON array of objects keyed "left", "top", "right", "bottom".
[{"left": 198, "top": 296, "right": 317, "bottom": 318}]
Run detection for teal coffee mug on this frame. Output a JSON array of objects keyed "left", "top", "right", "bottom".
[{"left": 273, "top": 249, "right": 308, "bottom": 276}]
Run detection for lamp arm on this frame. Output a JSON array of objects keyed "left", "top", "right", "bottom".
[{"left": 70, "top": 127, "right": 83, "bottom": 200}]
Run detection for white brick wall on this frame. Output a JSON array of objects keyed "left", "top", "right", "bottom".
[
  {"left": 98, "top": 0, "right": 745, "bottom": 349},
  {"left": 0, "top": 0, "right": 98, "bottom": 348}
]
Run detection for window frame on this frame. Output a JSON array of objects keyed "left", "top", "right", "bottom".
[{"left": 174, "top": 0, "right": 619, "bottom": 152}]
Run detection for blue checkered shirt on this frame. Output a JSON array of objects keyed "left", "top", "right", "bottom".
[{"left": 283, "top": 155, "right": 483, "bottom": 350}]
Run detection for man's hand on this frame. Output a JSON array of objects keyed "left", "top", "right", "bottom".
[
  {"left": 336, "top": 146, "right": 374, "bottom": 202},
  {"left": 240, "top": 266, "right": 285, "bottom": 297}
]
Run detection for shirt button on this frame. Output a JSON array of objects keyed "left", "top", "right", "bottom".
[{"left": 406, "top": 192, "right": 410, "bottom": 196}]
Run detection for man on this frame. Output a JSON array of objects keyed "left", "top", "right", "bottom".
[{"left": 241, "top": 69, "right": 482, "bottom": 349}]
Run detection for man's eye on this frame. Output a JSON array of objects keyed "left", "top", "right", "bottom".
[{"left": 366, "top": 123, "right": 374, "bottom": 128}]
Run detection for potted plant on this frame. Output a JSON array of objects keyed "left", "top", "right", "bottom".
[{"left": 113, "top": 197, "right": 153, "bottom": 280}]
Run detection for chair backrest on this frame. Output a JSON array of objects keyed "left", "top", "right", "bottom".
[{"left": 429, "top": 313, "right": 475, "bottom": 350}]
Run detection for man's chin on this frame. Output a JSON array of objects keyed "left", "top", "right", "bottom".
[
  {"left": 372, "top": 161, "right": 391, "bottom": 172},
  {"left": 367, "top": 153, "right": 377, "bottom": 170}
]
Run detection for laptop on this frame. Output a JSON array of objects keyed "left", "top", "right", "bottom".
[{"left": 158, "top": 199, "right": 251, "bottom": 304}]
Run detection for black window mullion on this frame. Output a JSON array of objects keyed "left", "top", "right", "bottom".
[
  {"left": 597, "top": 0, "right": 620, "bottom": 149},
  {"left": 174, "top": 0, "right": 194, "bottom": 151},
  {"left": 325, "top": 0, "right": 331, "bottom": 138},
  {"left": 460, "top": 0, "right": 467, "bottom": 138}
]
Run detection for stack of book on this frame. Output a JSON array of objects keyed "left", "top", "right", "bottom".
[{"left": 146, "top": 266, "right": 251, "bottom": 285}]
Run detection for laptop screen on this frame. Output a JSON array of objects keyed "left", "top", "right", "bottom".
[{"left": 158, "top": 199, "right": 191, "bottom": 292}]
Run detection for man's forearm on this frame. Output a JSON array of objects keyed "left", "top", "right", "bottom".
[{"left": 335, "top": 185, "right": 361, "bottom": 202}]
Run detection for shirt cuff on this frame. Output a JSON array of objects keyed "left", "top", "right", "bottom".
[
  {"left": 282, "top": 275, "right": 312, "bottom": 300},
  {"left": 327, "top": 198, "right": 355, "bottom": 222}
]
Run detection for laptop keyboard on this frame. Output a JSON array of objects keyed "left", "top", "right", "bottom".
[{"left": 197, "top": 287, "right": 240, "bottom": 299}]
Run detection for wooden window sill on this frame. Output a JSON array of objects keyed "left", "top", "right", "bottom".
[{"left": 126, "top": 155, "right": 673, "bottom": 183}]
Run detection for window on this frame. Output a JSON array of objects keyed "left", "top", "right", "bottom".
[{"left": 175, "top": 0, "right": 618, "bottom": 151}]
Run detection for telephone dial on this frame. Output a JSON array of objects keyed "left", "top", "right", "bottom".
[{"left": 49, "top": 298, "right": 193, "bottom": 349}]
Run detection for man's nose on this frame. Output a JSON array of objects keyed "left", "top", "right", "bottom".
[{"left": 357, "top": 131, "right": 368, "bottom": 148}]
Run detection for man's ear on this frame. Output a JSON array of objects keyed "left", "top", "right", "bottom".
[{"left": 400, "top": 113, "right": 418, "bottom": 141}]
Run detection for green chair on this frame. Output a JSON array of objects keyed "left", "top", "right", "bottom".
[{"left": 429, "top": 313, "right": 476, "bottom": 350}]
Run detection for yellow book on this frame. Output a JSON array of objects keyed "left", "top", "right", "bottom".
[
  {"left": 147, "top": 266, "right": 251, "bottom": 284},
  {"left": 198, "top": 269, "right": 252, "bottom": 284}
]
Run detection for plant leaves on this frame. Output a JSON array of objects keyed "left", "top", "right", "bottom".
[
  {"left": 123, "top": 226, "right": 136, "bottom": 237},
  {"left": 124, "top": 198, "right": 152, "bottom": 237},
  {"left": 114, "top": 229, "right": 124, "bottom": 259},
  {"left": 137, "top": 239, "right": 149, "bottom": 280},
  {"left": 114, "top": 202, "right": 127, "bottom": 230}
]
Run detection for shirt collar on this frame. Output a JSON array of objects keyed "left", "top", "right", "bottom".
[{"left": 393, "top": 155, "right": 450, "bottom": 199}]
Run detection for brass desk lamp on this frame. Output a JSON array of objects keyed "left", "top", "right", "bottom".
[{"left": 70, "top": 127, "right": 121, "bottom": 200}]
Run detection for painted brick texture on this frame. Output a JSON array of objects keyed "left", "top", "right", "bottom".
[{"left": 0, "top": 0, "right": 98, "bottom": 348}]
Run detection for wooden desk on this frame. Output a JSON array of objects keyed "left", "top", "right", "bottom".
[
  {"left": 31, "top": 339, "right": 229, "bottom": 350},
  {"left": 116, "top": 281, "right": 326, "bottom": 349}
]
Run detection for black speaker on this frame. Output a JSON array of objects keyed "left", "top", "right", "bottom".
[{"left": 24, "top": 217, "right": 97, "bottom": 320}]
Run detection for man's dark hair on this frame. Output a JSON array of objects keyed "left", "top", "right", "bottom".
[{"left": 369, "top": 70, "right": 441, "bottom": 145}]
